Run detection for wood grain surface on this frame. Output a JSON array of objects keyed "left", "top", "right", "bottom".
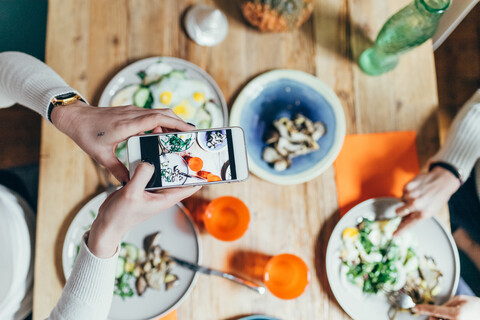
[{"left": 34, "top": 0, "right": 441, "bottom": 319}]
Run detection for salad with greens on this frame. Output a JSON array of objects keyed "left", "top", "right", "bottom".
[{"left": 340, "top": 217, "right": 442, "bottom": 314}]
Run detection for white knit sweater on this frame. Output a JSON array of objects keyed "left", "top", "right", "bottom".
[
  {"left": 1, "top": 51, "right": 479, "bottom": 319},
  {"left": 430, "top": 89, "right": 480, "bottom": 197},
  {"left": 0, "top": 52, "right": 117, "bottom": 320}
]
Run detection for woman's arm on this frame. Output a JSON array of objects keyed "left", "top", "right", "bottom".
[
  {"left": 395, "top": 89, "right": 480, "bottom": 233},
  {"left": 46, "top": 234, "right": 119, "bottom": 320},
  {"left": 0, "top": 51, "right": 194, "bottom": 183},
  {"left": 0, "top": 51, "right": 85, "bottom": 116},
  {"left": 430, "top": 89, "right": 480, "bottom": 181},
  {"left": 46, "top": 163, "right": 200, "bottom": 320}
]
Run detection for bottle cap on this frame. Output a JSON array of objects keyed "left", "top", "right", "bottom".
[{"left": 185, "top": 4, "right": 228, "bottom": 47}]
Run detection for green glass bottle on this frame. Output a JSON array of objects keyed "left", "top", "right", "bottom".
[{"left": 359, "top": 0, "right": 450, "bottom": 76}]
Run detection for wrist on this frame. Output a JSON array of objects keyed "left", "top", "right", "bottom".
[
  {"left": 431, "top": 166, "right": 462, "bottom": 193},
  {"left": 51, "top": 100, "right": 89, "bottom": 133},
  {"left": 88, "top": 217, "right": 123, "bottom": 258},
  {"left": 429, "top": 161, "right": 463, "bottom": 185}
]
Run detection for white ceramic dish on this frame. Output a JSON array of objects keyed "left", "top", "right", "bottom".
[
  {"left": 62, "top": 191, "right": 201, "bottom": 320},
  {"left": 98, "top": 56, "right": 228, "bottom": 127},
  {"left": 326, "top": 197, "right": 460, "bottom": 320},
  {"left": 0, "top": 185, "right": 35, "bottom": 320}
]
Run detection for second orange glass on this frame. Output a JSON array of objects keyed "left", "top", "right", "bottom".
[
  {"left": 263, "top": 253, "right": 310, "bottom": 299},
  {"left": 203, "top": 196, "right": 250, "bottom": 241}
]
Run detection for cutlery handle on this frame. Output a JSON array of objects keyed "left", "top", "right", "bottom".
[{"left": 217, "top": 272, "right": 266, "bottom": 295}]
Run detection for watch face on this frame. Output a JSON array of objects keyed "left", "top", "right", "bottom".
[{"left": 55, "top": 92, "right": 78, "bottom": 100}]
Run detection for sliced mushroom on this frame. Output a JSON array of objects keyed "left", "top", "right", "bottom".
[
  {"left": 144, "top": 232, "right": 162, "bottom": 251},
  {"left": 146, "top": 266, "right": 166, "bottom": 291},
  {"left": 136, "top": 275, "right": 148, "bottom": 296},
  {"left": 264, "top": 129, "right": 280, "bottom": 144},
  {"left": 277, "top": 137, "right": 305, "bottom": 153},
  {"left": 262, "top": 147, "right": 282, "bottom": 163},
  {"left": 165, "top": 274, "right": 179, "bottom": 291},
  {"left": 273, "top": 159, "right": 288, "bottom": 171},
  {"left": 273, "top": 119, "right": 291, "bottom": 138},
  {"left": 143, "top": 261, "right": 152, "bottom": 273},
  {"left": 312, "top": 122, "right": 326, "bottom": 140}
]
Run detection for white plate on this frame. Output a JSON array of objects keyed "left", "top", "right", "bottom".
[
  {"left": 98, "top": 56, "right": 228, "bottom": 127},
  {"left": 62, "top": 191, "right": 201, "bottom": 320},
  {"left": 0, "top": 185, "right": 35, "bottom": 320},
  {"left": 326, "top": 198, "right": 460, "bottom": 320},
  {"left": 160, "top": 153, "right": 189, "bottom": 186}
]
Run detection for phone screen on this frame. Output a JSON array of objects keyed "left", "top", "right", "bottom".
[{"left": 139, "top": 129, "right": 237, "bottom": 188}]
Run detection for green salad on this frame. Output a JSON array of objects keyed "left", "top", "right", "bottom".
[{"left": 340, "top": 217, "right": 442, "bottom": 307}]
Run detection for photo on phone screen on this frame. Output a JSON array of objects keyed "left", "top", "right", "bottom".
[{"left": 138, "top": 129, "right": 238, "bottom": 188}]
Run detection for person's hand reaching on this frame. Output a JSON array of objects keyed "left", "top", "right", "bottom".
[
  {"left": 395, "top": 166, "right": 461, "bottom": 235},
  {"left": 87, "top": 162, "right": 201, "bottom": 258},
  {"left": 50, "top": 101, "right": 194, "bottom": 183},
  {"left": 413, "top": 295, "right": 480, "bottom": 320}
]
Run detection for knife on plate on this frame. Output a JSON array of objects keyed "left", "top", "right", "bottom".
[{"left": 169, "top": 255, "right": 266, "bottom": 295}]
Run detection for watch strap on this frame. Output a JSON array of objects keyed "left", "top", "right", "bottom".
[{"left": 48, "top": 92, "right": 85, "bottom": 122}]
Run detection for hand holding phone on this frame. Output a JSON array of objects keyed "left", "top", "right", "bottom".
[{"left": 127, "top": 127, "right": 249, "bottom": 190}]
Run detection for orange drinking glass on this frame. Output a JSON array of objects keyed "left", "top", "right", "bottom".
[
  {"left": 263, "top": 253, "right": 310, "bottom": 299},
  {"left": 203, "top": 196, "right": 250, "bottom": 241}
]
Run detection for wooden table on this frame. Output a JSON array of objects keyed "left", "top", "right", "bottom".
[{"left": 33, "top": 0, "right": 442, "bottom": 319}]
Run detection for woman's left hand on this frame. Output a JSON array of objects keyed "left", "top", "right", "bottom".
[
  {"left": 50, "top": 101, "right": 194, "bottom": 183},
  {"left": 87, "top": 162, "right": 201, "bottom": 258},
  {"left": 394, "top": 166, "right": 461, "bottom": 235}
]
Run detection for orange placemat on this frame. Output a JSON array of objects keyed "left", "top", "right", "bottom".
[
  {"left": 158, "top": 310, "right": 176, "bottom": 320},
  {"left": 334, "top": 131, "right": 420, "bottom": 216}
]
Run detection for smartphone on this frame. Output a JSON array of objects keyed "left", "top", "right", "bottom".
[{"left": 127, "top": 127, "right": 249, "bottom": 190}]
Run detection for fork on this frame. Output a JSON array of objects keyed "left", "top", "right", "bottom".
[{"left": 386, "top": 290, "right": 416, "bottom": 309}]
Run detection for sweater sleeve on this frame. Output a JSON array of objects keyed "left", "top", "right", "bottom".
[
  {"left": 430, "top": 89, "right": 480, "bottom": 181},
  {"left": 0, "top": 51, "right": 86, "bottom": 119},
  {"left": 46, "top": 233, "right": 118, "bottom": 320}
]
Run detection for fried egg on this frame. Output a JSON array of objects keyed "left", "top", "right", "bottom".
[{"left": 110, "top": 84, "right": 139, "bottom": 106}]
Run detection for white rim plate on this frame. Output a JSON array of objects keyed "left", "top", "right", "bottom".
[
  {"left": 98, "top": 56, "right": 228, "bottom": 127},
  {"left": 326, "top": 197, "right": 460, "bottom": 320},
  {"left": 0, "top": 185, "right": 35, "bottom": 320},
  {"left": 229, "top": 69, "right": 346, "bottom": 185},
  {"left": 62, "top": 191, "right": 201, "bottom": 320}
]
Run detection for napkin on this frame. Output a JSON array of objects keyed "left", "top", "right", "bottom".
[
  {"left": 159, "top": 310, "right": 176, "bottom": 320},
  {"left": 334, "top": 131, "right": 420, "bottom": 216}
]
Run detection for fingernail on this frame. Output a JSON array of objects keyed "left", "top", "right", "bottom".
[
  {"left": 187, "top": 122, "right": 196, "bottom": 127},
  {"left": 122, "top": 181, "right": 127, "bottom": 186}
]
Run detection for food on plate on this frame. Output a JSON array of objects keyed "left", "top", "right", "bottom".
[
  {"left": 240, "top": 0, "right": 314, "bottom": 32},
  {"left": 339, "top": 218, "right": 442, "bottom": 318},
  {"left": 110, "top": 60, "right": 223, "bottom": 129},
  {"left": 160, "top": 160, "right": 186, "bottom": 184},
  {"left": 111, "top": 60, "right": 224, "bottom": 163},
  {"left": 160, "top": 133, "right": 195, "bottom": 153},
  {"left": 114, "top": 232, "right": 179, "bottom": 299},
  {"left": 205, "top": 130, "right": 226, "bottom": 150},
  {"left": 262, "top": 114, "right": 325, "bottom": 171}
]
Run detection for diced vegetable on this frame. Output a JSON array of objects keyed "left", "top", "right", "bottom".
[
  {"left": 116, "top": 257, "right": 126, "bottom": 279},
  {"left": 133, "top": 87, "right": 153, "bottom": 108},
  {"left": 124, "top": 243, "right": 139, "bottom": 262}
]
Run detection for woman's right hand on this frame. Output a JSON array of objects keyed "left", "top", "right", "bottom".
[
  {"left": 414, "top": 295, "right": 480, "bottom": 320},
  {"left": 51, "top": 102, "right": 194, "bottom": 184},
  {"left": 87, "top": 162, "right": 201, "bottom": 258},
  {"left": 394, "top": 166, "right": 461, "bottom": 235}
]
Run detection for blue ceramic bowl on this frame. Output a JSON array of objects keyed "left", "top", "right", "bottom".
[{"left": 230, "top": 70, "right": 346, "bottom": 185}]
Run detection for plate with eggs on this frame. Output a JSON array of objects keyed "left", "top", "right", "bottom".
[
  {"left": 325, "top": 197, "right": 459, "bottom": 320},
  {"left": 98, "top": 57, "right": 228, "bottom": 163}
]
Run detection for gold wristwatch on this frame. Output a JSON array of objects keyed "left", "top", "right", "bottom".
[{"left": 48, "top": 92, "right": 84, "bottom": 122}]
